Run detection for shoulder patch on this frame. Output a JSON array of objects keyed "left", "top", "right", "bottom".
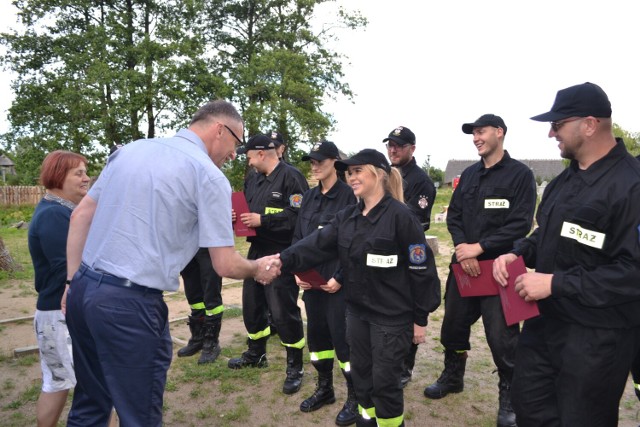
[
  {"left": 289, "top": 194, "right": 303, "bottom": 208},
  {"left": 418, "top": 196, "right": 429, "bottom": 209},
  {"left": 409, "top": 244, "right": 427, "bottom": 264}
]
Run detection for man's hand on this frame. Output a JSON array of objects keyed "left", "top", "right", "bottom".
[
  {"left": 231, "top": 208, "right": 237, "bottom": 223},
  {"left": 413, "top": 324, "right": 426, "bottom": 345},
  {"left": 459, "top": 257, "right": 481, "bottom": 277},
  {"left": 455, "top": 243, "right": 483, "bottom": 262},
  {"left": 295, "top": 275, "right": 312, "bottom": 290},
  {"left": 320, "top": 278, "right": 342, "bottom": 294},
  {"left": 254, "top": 255, "right": 281, "bottom": 285},
  {"left": 61, "top": 284, "right": 69, "bottom": 315},
  {"left": 240, "top": 212, "right": 261, "bottom": 228},
  {"left": 514, "top": 272, "right": 552, "bottom": 302},
  {"left": 492, "top": 253, "right": 518, "bottom": 287}
]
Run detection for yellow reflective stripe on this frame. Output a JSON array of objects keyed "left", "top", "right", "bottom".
[
  {"left": 248, "top": 327, "right": 271, "bottom": 340},
  {"left": 358, "top": 405, "right": 376, "bottom": 420},
  {"left": 635, "top": 382, "right": 640, "bottom": 391},
  {"left": 265, "top": 207, "right": 283, "bottom": 214},
  {"left": 310, "top": 349, "right": 335, "bottom": 361},
  {"left": 377, "top": 414, "right": 404, "bottom": 427},
  {"left": 281, "top": 337, "right": 306, "bottom": 349},
  {"left": 190, "top": 302, "right": 206, "bottom": 310},
  {"left": 338, "top": 360, "right": 350, "bottom": 371},
  {"left": 205, "top": 305, "right": 224, "bottom": 316}
]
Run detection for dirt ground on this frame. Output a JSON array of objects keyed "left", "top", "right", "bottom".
[{"left": 1, "top": 254, "right": 640, "bottom": 426}]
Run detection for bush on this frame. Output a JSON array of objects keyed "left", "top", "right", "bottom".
[{"left": 0, "top": 206, "right": 35, "bottom": 227}]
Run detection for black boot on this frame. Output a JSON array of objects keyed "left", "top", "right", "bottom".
[
  {"left": 283, "top": 347, "right": 304, "bottom": 394},
  {"left": 497, "top": 375, "right": 517, "bottom": 427},
  {"left": 300, "top": 370, "right": 335, "bottom": 412},
  {"left": 227, "top": 337, "right": 268, "bottom": 369},
  {"left": 335, "top": 369, "right": 358, "bottom": 426},
  {"left": 400, "top": 343, "right": 418, "bottom": 388},
  {"left": 423, "top": 350, "right": 467, "bottom": 399},
  {"left": 177, "top": 315, "right": 205, "bottom": 357},
  {"left": 198, "top": 315, "right": 222, "bottom": 364}
]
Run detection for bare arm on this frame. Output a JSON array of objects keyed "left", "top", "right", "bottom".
[
  {"left": 66, "top": 195, "right": 97, "bottom": 280},
  {"left": 208, "top": 247, "right": 280, "bottom": 284}
]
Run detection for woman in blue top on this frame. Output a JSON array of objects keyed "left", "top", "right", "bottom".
[{"left": 28, "top": 150, "right": 89, "bottom": 427}]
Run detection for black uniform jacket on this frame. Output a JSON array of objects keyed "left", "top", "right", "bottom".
[
  {"left": 398, "top": 157, "right": 436, "bottom": 231},
  {"left": 447, "top": 151, "right": 537, "bottom": 262},
  {"left": 280, "top": 194, "right": 441, "bottom": 327},
  {"left": 245, "top": 161, "right": 309, "bottom": 250},
  {"left": 514, "top": 139, "right": 640, "bottom": 328},
  {"left": 292, "top": 179, "right": 356, "bottom": 282}
]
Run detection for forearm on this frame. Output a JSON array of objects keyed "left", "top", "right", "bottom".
[
  {"left": 66, "top": 196, "right": 97, "bottom": 279},
  {"left": 209, "top": 247, "right": 258, "bottom": 279}
]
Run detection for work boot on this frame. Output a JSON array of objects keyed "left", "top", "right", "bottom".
[
  {"left": 177, "top": 315, "right": 205, "bottom": 357},
  {"left": 635, "top": 381, "right": 640, "bottom": 400},
  {"left": 198, "top": 315, "right": 222, "bottom": 364},
  {"left": 400, "top": 343, "right": 418, "bottom": 388},
  {"left": 497, "top": 376, "right": 517, "bottom": 427},
  {"left": 300, "top": 370, "right": 335, "bottom": 412},
  {"left": 335, "top": 370, "right": 357, "bottom": 426},
  {"left": 283, "top": 347, "right": 304, "bottom": 394},
  {"left": 423, "top": 350, "right": 467, "bottom": 399},
  {"left": 228, "top": 337, "right": 268, "bottom": 369}
]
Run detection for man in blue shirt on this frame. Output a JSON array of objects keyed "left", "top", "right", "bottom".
[{"left": 64, "top": 100, "right": 281, "bottom": 427}]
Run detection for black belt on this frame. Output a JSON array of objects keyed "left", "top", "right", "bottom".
[{"left": 78, "top": 263, "right": 163, "bottom": 294}]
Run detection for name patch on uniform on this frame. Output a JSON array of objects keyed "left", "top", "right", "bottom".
[
  {"left": 409, "top": 244, "right": 427, "bottom": 264},
  {"left": 484, "top": 199, "right": 510, "bottom": 209},
  {"left": 560, "top": 221, "right": 605, "bottom": 249},
  {"left": 271, "top": 192, "right": 282, "bottom": 200},
  {"left": 265, "top": 207, "right": 283, "bottom": 214},
  {"left": 290, "top": 194, "right": 303, "bottom": 208},
  {"left": 366, "top": 254, "right": 398, "bottom": 268}
]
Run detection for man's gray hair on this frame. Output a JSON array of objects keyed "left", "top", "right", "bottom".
[{"left": 190, "top": 100, "right": 243, "bottom": 126}]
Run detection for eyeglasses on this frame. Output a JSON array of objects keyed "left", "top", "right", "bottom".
[
  {"left": 550, "top": 117, "right": 582, "bottom": 133},
  {"left": 385, "top": 143, "right": 410, "bottom": 151},
  {"left": 222, "top": 123, "right": 245, "bottom": 147}
]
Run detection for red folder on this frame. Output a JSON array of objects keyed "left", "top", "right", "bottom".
[
  {"left": 294, "top": 269, "right": 327, "bottom": 290},
  {"left": 231, "top": 192, "right": 256, "bottom": 237},
  {"left": 497, "top": 256, "right": 540, "bottom": 326},
  {"left": 452, "top": 259, "right": 499, "bottom": 297}
]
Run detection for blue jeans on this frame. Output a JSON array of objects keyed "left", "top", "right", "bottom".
[{"left": 66, "top": 264, "right": 171, "bottom": 427}]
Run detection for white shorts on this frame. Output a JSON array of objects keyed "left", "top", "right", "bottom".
[{"left": 34, "top": 310, "right": 76, "bottom": 393}]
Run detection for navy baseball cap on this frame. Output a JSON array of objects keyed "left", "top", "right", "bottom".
[
  {"left": 269, "top": 131, "right": 285, "bottom": 146},
  {"left": 302, "top": 140, "right": 340, "bottom": 161},
  {"left": 382, "top": 126, "right": 416, "bottom": 145},
  {"left": 236, "top": 134, "right": 277, "bottom": 154},
  {"left": 335, "top": 149, "right": 391, "bottom": 173},
  {"left": 462, "top": 114, "right": 508, "bottom": 135},
  {"left": 530, "top": 82, "right": 612, "bottom": 122}
]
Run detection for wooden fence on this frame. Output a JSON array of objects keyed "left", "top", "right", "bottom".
[{"left": 0, "top": 186, "right": 45, "bottom": 206}]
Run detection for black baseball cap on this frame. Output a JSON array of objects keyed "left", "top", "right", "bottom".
[
  {"left": 269, "top": 131, "right": 285, "bottom": 146},
  {"left": 382, "top": 126, "right": 416, "bottom": 145},
  {"left": 530, "top": 82, "right": 612, "bottom": 122},
  {"left": 302, "top": 140, "right": 340, "bottom": 161},
  {"left": 236, "top": 134, "right": 277, "bottom": 154},
  {"left": 462, "top": 114, "right": 508, "bottom": 135},
  {"left": 335, "top": 149, "right": 391, "bottom": 173}
]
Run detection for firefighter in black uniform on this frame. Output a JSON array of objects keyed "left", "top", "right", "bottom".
[
  {"left": 423, "top": 114, "right": 536, "bottom": 427},
  {"left": 177, "top": 248, "right": 224, "bottom": 364},
  {"left": 382, "top": 125, "right": 436, "bottom": 387},
  {"left": 228, "top": 133, "right": 309, "bottom": 395},
  {"left": 279, "top": 149, "right": 441, "bottom": 427},
  {"left": 293, "top": 140, "right": 358, "bottom": 425},
  {"left": 494, "top": 82, "right": 640, "bottom": 426}
]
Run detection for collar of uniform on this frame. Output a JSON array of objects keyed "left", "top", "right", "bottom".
[
  {"left": 479, "top": 150, "right": 511, "bottom": 175},
  {"left": 175, "top": 128, "right": 207, "bottom": 155},
  {"left": 394, "top": 156, "right": 417, "bottom": 178},
  {"left": 352, "top": 193, "right": 393, "bottom": 223},
  {"left": 568, "top": 138, "right": 628, "bottom": 186},
  {"left": 320, "top": 179, "right": 349, "bottom": 199},
  {"left": 264, "top": 160, "right": 284, "bottom": 181}
]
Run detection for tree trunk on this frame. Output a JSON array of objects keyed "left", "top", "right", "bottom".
[{"left": 0, "top": 237, "right": 20, "bottom": 272}]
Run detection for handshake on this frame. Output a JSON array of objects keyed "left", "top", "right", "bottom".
[{"left": 254, "top": 254, "right": 283, "bottom": 285}]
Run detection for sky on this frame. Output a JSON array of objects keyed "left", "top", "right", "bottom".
[{"left": 1, "top": 0, "right": 639, "bottom": 170}]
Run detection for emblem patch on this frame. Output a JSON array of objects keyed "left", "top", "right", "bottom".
[
  {"left": 409, "top": 244, "right": 427, "bottom": 264},
  {"left": 418, "top": 196, "right": 429, "bottom": 209},
  {"left": 290, "top": 194, "right": 303, "bottom": 208}
]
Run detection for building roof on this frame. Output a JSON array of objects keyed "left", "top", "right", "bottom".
[
  {"left": 444, "top": 158, "right": 565, "bottom": 184},
  {"left": 0, "top": 155, "right": 15, "bottom": 167}
]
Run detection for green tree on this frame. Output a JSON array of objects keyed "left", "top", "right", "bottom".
[
  {"left": 613, "top": 123, "right": 640, "bottom": 156},
  {"left": 421, "top": 160, "right": 444, "bottom": 185}
]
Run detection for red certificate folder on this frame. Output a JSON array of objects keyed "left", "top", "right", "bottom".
[
  {"left": 231, "top": 192, "right": 256, "bottom": 237},
  {"left": 294, "top": 269, "right": 327, "bottom": 290},
  {"left": 497, "top": 256, "right": 540, "bottom": 326},
  {"left": 452, "top": 259, "right": 499, "bottom": 297}
]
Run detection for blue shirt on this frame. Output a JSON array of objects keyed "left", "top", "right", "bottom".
[{"left": 83, "top": 129, "right": 234, "bottom": 291}]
